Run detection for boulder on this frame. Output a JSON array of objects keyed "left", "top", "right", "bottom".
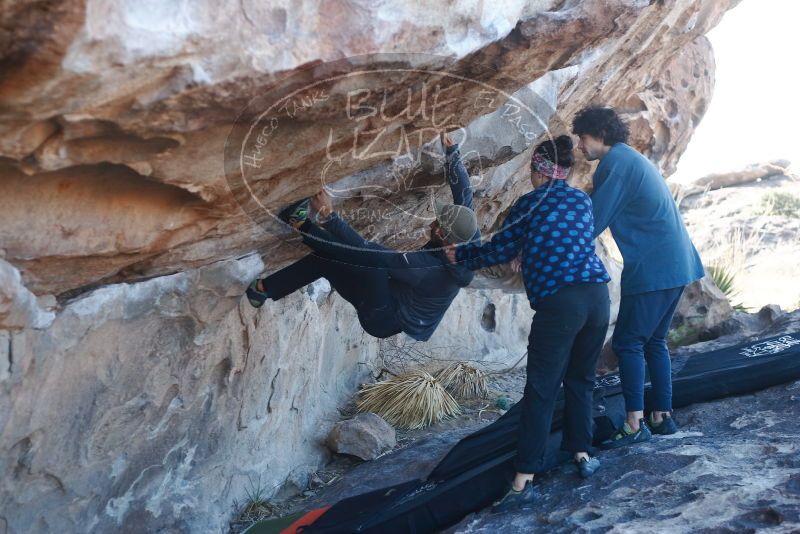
[
  {"left": 680, "top": 159, "right": 792, "bottom": 197},
  {"left": 0, "top": 0, "right": 741, "bottom": 531},
  {"left": 671, "top": 276, "right": 735, "bottom": 345},
  {"left": 0, "top": 0, "right": 736, "bottom": 296},
  {"left": 326, "top": 413, "right": 397, "bottom": 461},
  {"left": 758, "top": 303, "right": 784, "bottom": 325}
]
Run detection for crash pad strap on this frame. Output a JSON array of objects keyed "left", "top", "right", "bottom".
[
  {"left": 240, "top": 507, "right": 331, "bottom": 534},
  {"left": 282, "top": 506, "right": 331, "bottom": 533}
]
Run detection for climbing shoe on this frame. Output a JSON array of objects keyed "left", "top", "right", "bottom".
[
  {"left": 576, "top": 456, "right": 601, "bottom": 478},
  {"left": 278, "top": 198, "right": 310, "bottom": 227},
  {"left": 648, "top": 413, "right": 678, "bottom": 435},
  {"left": 246, "top": 279, "right": 269, "bottom": 308},
  {"left": 600, "top": 418, "right": 652, "bottom": 450},
  {"left": 491, "top": 480, "right": 540, "bottom": 513}
]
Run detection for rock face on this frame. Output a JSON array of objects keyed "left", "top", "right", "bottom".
[
  {"left": 0, "top": 259, "right": 55, "bottom": 331},
  {"left": 326, "top": 412, "right": 396, "bottom": 461},
  {"left": 0, "top": 257, "right": 386, "bottom": 533},
  {"left": 0, "top": 0, "right": 736, "bottom": 296},
  {"left": 0, "top": 0, "right": 740, "bottom": 532}
]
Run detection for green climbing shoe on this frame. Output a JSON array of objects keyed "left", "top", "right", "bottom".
[
  {"left": 246, "top": 279, "right": 269, "bottom": 308},
  {"left": 278, "top": 198, "right": 310, "bottom": 227},
  {"left": 600, "top": 418, "right": 652, "bottom": 450},
  {"left": 648, "top": 413, "right": 679, "bottom": 435}
]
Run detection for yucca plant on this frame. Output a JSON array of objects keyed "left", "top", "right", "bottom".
[
  {"left": 434, "top": 362, "right": 489, "bottom": 400},
  {"left": 357, "top": 369, "right": 461, "bottom": 429},
  {"left": 706, "top": 263, "right": 747, "bottom": 312},
  {"left": 232, "top": 476, "right": 284, "bottom": 527}
]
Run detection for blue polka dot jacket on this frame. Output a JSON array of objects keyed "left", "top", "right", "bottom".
[{"left": 455, "top": 179, "right": 611, "bottom": 309}]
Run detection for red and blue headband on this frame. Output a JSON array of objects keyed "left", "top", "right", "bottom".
[{"left": 531, "top": 152, "right": 569, "bottom": 180}]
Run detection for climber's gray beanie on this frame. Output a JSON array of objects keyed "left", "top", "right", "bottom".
[{"left": 434, "top": 200, "right": 478, "bottom": 244}]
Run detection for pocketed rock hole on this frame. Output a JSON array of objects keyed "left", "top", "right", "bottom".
[{"left": 481, "top": 302, "right": 496, "bottom": 332}]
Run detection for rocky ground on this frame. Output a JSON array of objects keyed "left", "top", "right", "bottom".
[
  {"left": 242, "top": 309, "right": 800, "bottom": 533},
  {"left": 680, "top": 172, "right": 800, "bottom": 312},
  {"left": 448, "top": 377, "right": 800, "bottom": 534}
]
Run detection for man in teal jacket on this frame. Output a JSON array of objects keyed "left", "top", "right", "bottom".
[{"left": 572, "top": 106, "right": 704, "bottom": 448}]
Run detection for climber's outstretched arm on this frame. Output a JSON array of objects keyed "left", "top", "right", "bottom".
[{"left": 442, "top": 132, "right": 480, "bottom": 241}]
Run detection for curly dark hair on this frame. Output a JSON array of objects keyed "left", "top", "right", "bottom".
[
  {"left": 533, "top": 134, "right": 574, "bottom": 167},
  {"left": 571, "top": 106, "right": 629, "bottom": 146}
]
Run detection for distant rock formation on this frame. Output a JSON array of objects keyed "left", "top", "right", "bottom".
[{"left": 678, "top": 159, "right": 793, "bottom": 197}]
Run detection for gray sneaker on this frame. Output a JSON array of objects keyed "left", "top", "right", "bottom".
[
  {"left": 577, "top": 456, "right": 601, "bottom": 478},
  {"left": 600, "top": 418, "right": 652, "bottom": 450},
  {"left": 648, "top": 413, "right": 678, "bottom": 435},
  {"left": 491, "top": 480, "right": 540, "bottom": 513}
]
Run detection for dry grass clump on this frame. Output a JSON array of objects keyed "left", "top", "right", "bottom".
[
  {"left": 357, "top": 369, "right": 461, "bottom": 429},
  {"left": 229, "top": 476, "right": 288, "bottom": 533},
  {"left": 434, "top": 362, "right": 489, "bottom": 400}
]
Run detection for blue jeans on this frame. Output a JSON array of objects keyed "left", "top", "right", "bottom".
[{"left": 612, "top": 286, "right": 685, "bottom": 413}]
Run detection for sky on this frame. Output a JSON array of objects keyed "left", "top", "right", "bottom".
[{"left": 670, "top": 0, "right": 800, "bottom": 183}]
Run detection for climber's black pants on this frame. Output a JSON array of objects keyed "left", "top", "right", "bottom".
[
  {"left": 262, "top": 216, "right": 403, "bottom": 338},
  {"left": 515, "top": 282, "right": 611, "bottom": 474}
]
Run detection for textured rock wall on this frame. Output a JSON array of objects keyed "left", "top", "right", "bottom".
[
  {"left": 0, "top": 256, "right": 382, "bottom": 532},
  {"left": 0, "top": 0, "right": 740, "bottom": 531},
  {"left": 0, "top": 0, "right": 735, "bottom": 296}
]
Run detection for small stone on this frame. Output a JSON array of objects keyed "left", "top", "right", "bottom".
[
  {"left": 326, "top": 412, "right": 396, "bottom": 461},
  {"left": 758, "top": 304, "right": 783, "bottom": 325}
]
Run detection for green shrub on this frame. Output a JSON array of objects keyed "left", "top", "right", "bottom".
[{"left": 759, "top": 191, "right": 800, "bottom": 218}]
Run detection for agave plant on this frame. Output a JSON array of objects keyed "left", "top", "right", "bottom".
[
  {"left": 357, "top": 369, "right": 461, "bottom": 430},
  {"left": 434, "top": 362, "right": 489, "bottom": 400}
]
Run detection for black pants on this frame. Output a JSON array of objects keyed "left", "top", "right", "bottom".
[
  {"left": 262, "top": 217, "right": 403, "bottom": 339},
  {"left": 515, "top": 282, "right": 611, "bottom": 474}
]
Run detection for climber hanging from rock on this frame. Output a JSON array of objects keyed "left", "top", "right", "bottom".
[{"left": 244, "top": 132, "right": 480, "bottom": 341}]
